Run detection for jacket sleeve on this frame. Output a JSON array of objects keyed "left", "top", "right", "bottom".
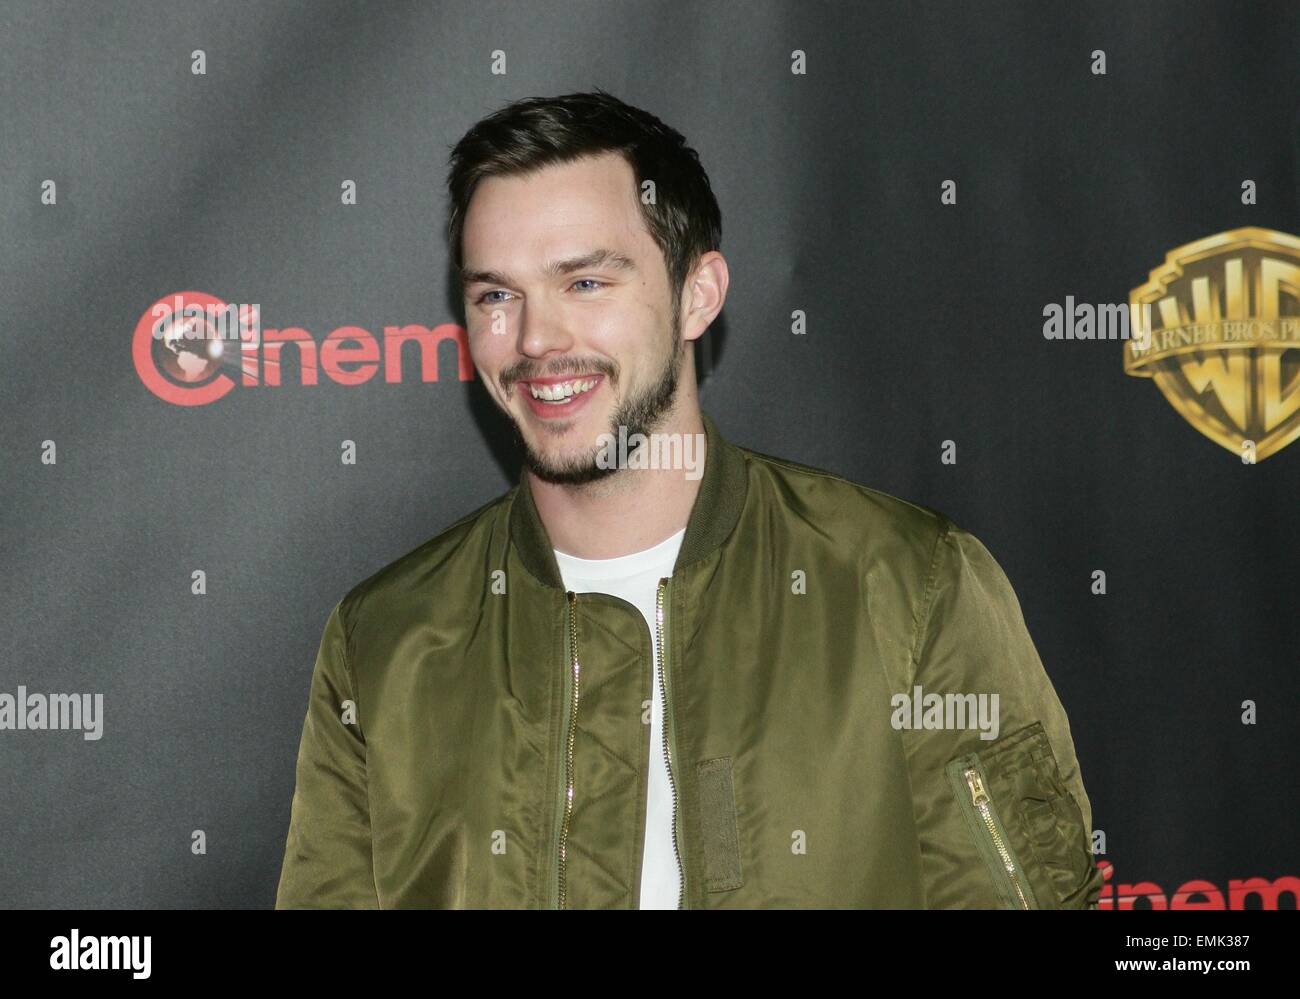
[
  {"left": 275, "top": 600, "right": 380, "bottom": 908},
  {"left": 902, "top": 519, "right": 1102, "bottom": 909}
]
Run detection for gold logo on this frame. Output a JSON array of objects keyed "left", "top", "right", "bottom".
[{"left": 1126, "top": 227, "right": 1300, "bottom": 460}]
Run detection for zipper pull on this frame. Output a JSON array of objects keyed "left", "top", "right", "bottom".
[{"left": 964, "top": 767, "right": 989, "bottom": 806}]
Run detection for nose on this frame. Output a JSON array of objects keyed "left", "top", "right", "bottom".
[{"left": 517, "top": 296, "right": 574, "bottom": 359}]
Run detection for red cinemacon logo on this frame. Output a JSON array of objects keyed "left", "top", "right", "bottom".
[
  {"left": 1097, "top": 860, "right": 1299, "bottom": 909},
  {"left": 133, "top": 291, "right": 473, "bottom": 406}
]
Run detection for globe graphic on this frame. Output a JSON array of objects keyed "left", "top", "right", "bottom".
[{"left": 158, "top": 313, "right": 224, "bottom": 382}]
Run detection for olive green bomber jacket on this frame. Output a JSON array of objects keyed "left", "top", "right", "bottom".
[{"left": 275, "top": 412, "right": 1103, "bottom": 909}]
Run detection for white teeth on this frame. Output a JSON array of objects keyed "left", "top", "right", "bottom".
[{"left": 529, "top": 378, "right": 597, "bottom": 401}]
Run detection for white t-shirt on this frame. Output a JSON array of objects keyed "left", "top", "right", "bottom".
[{"left": 554, "top": 526, "right": 686, "bottom": 910}]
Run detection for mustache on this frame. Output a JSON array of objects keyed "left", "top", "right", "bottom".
[{"left": 503, "top": 361, "right": 616, "bottom": 389}]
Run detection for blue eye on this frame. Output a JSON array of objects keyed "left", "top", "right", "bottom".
[{"left": 476, "top": 279, "right": 604, "bottom": 305}]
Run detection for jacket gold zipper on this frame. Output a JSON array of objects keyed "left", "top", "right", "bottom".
[
  {"left": 963, "top": 766, "right": 1030, "bottom": 909},
  {"left": 553, "top": 584, "right": 684, "bottom": 909},
  {"left": 553, "top": 590, "right": 581, "bottom": 909},
  {"left": 656, "top": 576, "right": 685, "bottom": 909}
]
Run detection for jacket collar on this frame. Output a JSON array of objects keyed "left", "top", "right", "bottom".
[{"left": 508, "top": 411, "right": 749, "bottom": 589}]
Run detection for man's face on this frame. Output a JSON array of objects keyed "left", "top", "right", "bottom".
[{"left": 460, "top": 151, "right": 686, "bottom": 484}]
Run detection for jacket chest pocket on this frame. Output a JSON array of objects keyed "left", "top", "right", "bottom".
[{"left": 945, "top": 721, "right": 1096, "bottom": 909}]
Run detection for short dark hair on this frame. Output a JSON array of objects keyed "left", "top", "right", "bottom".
[{"left": 446, "top": 89, "right": 722, "bottom": 312}]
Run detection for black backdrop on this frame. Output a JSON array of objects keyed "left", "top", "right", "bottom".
[{"left": 1, "top": 0, "right": 1295, "bottom": 908}]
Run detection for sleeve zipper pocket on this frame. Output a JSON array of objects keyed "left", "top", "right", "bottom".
[{"left": 945, "top": 753, "right": 1040, "bottom": 909}]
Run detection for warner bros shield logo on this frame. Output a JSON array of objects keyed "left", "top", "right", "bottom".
[{"left": 1126, "top": 227, "right": 1300, "bottom": 461}]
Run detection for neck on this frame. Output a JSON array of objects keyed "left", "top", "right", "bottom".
[{"left": 529, "top": 405, "right": 706, "bottom": 559}]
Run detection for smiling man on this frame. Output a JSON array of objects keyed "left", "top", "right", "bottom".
[{"left": 275, "top": 90, "right": 1104, "bottom": 910}]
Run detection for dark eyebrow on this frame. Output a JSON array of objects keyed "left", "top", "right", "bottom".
[{"left": 460, "top": 248, "right": 638, "bottom": 290}]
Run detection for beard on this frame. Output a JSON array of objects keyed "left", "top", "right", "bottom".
[{"left": 507, "top": 309, "right": 685, "bottom": 487}]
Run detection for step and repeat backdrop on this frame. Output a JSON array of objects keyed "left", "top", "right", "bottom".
[{"left": 1, "top": 0, "right": 1296, "bottom": 908}]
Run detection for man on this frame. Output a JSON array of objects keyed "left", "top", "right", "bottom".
[{"left": 275, "top": 90, "right": 1103, "bottom": 909}]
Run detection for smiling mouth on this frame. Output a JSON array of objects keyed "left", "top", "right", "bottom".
[{"left": 520, "top": 376, "right": 602, "bottom": 405}]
